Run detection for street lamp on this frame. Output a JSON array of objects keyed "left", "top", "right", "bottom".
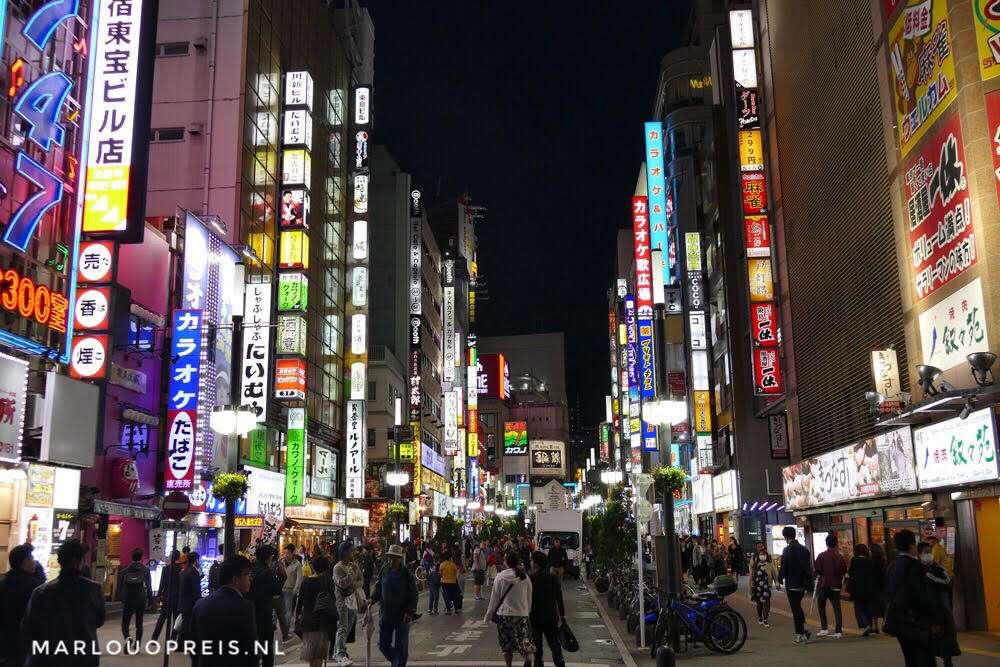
[
  {"left": 386, "top": 470, "right": 410, "bottom": 487},
  {"left": 600, "top": 469, "right": 623, "bottom": 485},
  {"left": 209, "top": 405, "right": 257, "bottom": 437},
  {"left": 483, "top": 504, "right": 496, "bottom": 513},
  {"left": 467, "top": 501, "right": 482, "bottom": 511}
]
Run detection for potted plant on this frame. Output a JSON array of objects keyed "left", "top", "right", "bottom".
[{"left": 211, "top": 472, "right": 249, "bottom": 555}]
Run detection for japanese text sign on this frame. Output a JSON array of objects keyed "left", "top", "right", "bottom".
[
  {"left": 750, "top": 302, "right": 778, "bottom": 348},
  {"left": 914, "top": 409, "right": 998, "bottom": 489},
  {"left": 345, "top": 399, "right": 366, "bottom": 499},
  {"left": 744, "top": 215, "right": 771, "bottom": 257},
  {"left": 284, "top": 408, "right": 306, "bottom": 506},
  {"left": 985, "top": 90, "right": 1000, "bottom": 211},
  {"left": 741, "top": 172, "right": 767, "bottom": 214},
  {"left": 738, "top": 130, "right": 763, "bottom": 171},
  {"left": 888, "top": 0, "right": 957, "bottom": 155},
  {"left": 241, "top": 282, "right": 272, "bottom": 421},
  {"left": 168, "top": 310, "right": 203, "bottom": 412},
  {"left": 918, "top": 277, "right": 989, "bottom": 371},
  {"left": 644, "top": 123, "right": 671, "bottom": 286},
  {"left": 753, "top": 347, "right": 784, "bottom": 395},
  {"left": 631, "top": 195, "right": 654, "bottom": 315},
  {"left": 82, "top": 0, "right": 155, "bottom": 240},
  {"left": 973, "top": 0, "right": 1000, "bottom": 81},
  {"left": 902, "top": 113, "right": 975, "bottom": 300},
  {"left": 274, "top": 358, "right": 306, "bottom": 401}
]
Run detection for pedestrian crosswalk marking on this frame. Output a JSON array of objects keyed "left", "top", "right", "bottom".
[
  {"left": 445, "top": 630, "right": 483, "bottom": 642},
  {"left": 461, "top": 619, "right": 488, "bottom": 628},
  {"left": 426, "top": 644, "right": 471, "bottom": 656},
  {"left": 576, "top": 611, "right": 598, "bottom": 618}
]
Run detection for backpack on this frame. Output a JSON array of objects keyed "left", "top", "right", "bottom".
[
  {"left": 123, "top": 567, "right": 146, "bottom": 592},
  {"left": 208, "top": 560, "right": 222, "bottom": 590}
]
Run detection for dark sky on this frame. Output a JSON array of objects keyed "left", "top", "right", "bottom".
[{"left": 368, "top": 1, "right": 690, "bottom": 427}]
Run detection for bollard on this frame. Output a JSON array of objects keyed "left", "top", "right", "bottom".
[{"left": 655, "top": 644, "right": 676, "bottom": 667}]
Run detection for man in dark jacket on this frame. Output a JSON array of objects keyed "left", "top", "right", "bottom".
[
  {"left": 207, "top": 545, "right": 226, "bottom": 593},
  {"left": 21, "top": 539, "right": 105, "bottom": 667},
  {"left": 152, "top": 550, "right": 182, "bottom": 641},
  {"left": 179, "top": 552, "right": 204, "bottom": 641},
  {"left": 777, "top": 526, "right": 814, "bottom": 643},
  {"left": 813, "top": 533, "right": 847, "bottom": 637},
  {"left": 0, "top": 544, "right": 44, "bottom": 666},
  {"left": 546, "top": 538, "right": 568, "bottom": 581},
  {"left": 247, "top": 546, "right": 282, "bottom": 667},
  {"left": 886, "top": 530, "right": 935, "bottom": 667},
  {"left": 191, "top": 555, "right": 257, "bottom": 667},
  {"left": 117, "top": 547, "right": 153, "bottom": 644},
  {"left": 371, "top": 544, "right": 418, "bottom": 667},
  {"left": 529, "top": 551, "right": 565, "bottom": 667}
]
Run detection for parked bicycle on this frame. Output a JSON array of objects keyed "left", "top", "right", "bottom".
[{"left": 647, "top": 575, "right": 747, "bottom": 656}]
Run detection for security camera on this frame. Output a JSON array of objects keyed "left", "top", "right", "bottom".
[
  {"left": 960, "top": 396, "right": 976, "bottom": 420},
  {"left": 968, "top": 352, "right": 997, "bottom": 387},
  {"left": 916, "top": 365, "right": 943, "bottom": 396}
]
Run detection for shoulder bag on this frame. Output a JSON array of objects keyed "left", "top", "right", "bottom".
[{"left": 489, "top": 579, "right": 516, "bottom": 624}]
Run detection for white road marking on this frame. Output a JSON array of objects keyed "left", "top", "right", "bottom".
[
  {"left": 461, "top": 619, "right": 488, "bottom": 628},
  {"left": 586, "top": 579, "right": 640, "bottom": 667},
  {"left": 445, "top": 630, "right": 483, "bottom": 642},
  {"left": 576, "top": 610, "right": 598, "bottom": 618},
  {"left": 426, "top": 644, "right": 471, "bottom": 656}
]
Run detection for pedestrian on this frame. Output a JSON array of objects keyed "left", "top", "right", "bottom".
[
  {"left": 117, "top": 547, "right": 153, "bottom": 646},
  {"left": 884, "top": 529, "right": 935, "bottom": 667},
  {"left": 472, "top": 540, "right": 488, "bottom": 600},
  {"left": 869, "top": 542, "right": 888, "bottom": 634},
  {"left": 846, "top": 543, "right": 874, "bottom": 635},
  {"left": 404, "top": 541, "right": 418, "bottom": 571},
  {"left": 484, "top": 551, "right": 534, "bottom": 667},
  {"left": 295, "top": 555, "right": 338, "bottom": 667},
  {"left": 152, "top": 549, "right": 182, "bottom": 641},
  {"left": 248, "top": 545, "right": 283, "bottom": 667},
  {"left": 918, "top": 541, "right": 960, "bottom": 666},
  {"left": 546, "top": 537, "right": 568, "bottom": 582},
  {"left": 21, "top": 539, "right": 104, "bottom": 667},
  {"left": 486, "top": 549, "right": 498, "bottom": 588},
  {"left": 332, "top": 541, "right": 365, "bottom": 665},
  {"left": 190, "top": 555, "right": 257, "bottom": 667},
  {"left": 208, "top": 544, "right": 227, "bottom": 592},
  {"left": 813, "top": 533, "right": 847, "bottom": 638},
  {"left": 692, "top": 538, "right": 707, "bottom": 587},
  {"left": 370, "top": 544, "right": 419, "bottom": 667},
  {"left": 518, "top": 539, "right": 532, "bottom": 572},
  {"left": 680, "top": 537, "right": 693, "bottom": 578},
  {"left": 583, "top": 545, "right": 595, "bottom": 580},
  {"left": 727, "top": 537, "right": 746, "bottom": 577},
  {"left": 440, "top": 550, "right": 461, "bottom": 615},
  {"left": 777, "top": 525, "right": 814, "bottom": 644},
  {"left": 0, "top": 543, "right": 44, "bottom": 667},
  {"left": 749, "top": 542, "right": 778, "bottom": 627},
  {"left": 528, "top": 551, "right": 565, "bottom": 667},
  {"left": 178, "top": 551, "right": 203, "bottom": 642},
  {"left": 711, "top": 542, "right": 727, "bottom": 579},
  {"left": 927, "top": 535, "right": 953, "bottom": 578},
  {"left": 280, "top": 544, "right": 303, "bottom": 641},
  {"left": 425, "top": 547, "right": 441, "bottom": 615}
]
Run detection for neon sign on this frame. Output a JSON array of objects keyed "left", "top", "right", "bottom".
[{"left": 0, "top": 268, "right": 68, "bottom": 334}]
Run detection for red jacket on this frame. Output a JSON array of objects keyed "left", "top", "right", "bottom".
[{"left": 814, "top": 548, "right": 847, "bottom": 589}]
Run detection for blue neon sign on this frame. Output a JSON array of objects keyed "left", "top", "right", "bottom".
[
  {"left": 644, "top": 121, "right": 671, "bottom": 284},
  {"left": 168, "top": 310, "right": 203, "bottom": 411}
]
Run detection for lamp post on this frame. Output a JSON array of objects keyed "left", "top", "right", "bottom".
[{"left": 209, "top": 405, "right": 257, "bottom": 553}]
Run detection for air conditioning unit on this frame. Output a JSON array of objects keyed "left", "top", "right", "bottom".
[
  {"left": 192, "top": 37, "right": 208, "bottom": 50},
  {"left": 187, "top": 123, "right": 204, "bottom": 135}
]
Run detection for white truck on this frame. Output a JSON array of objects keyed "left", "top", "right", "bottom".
[{"left": 534, "top": 508, "right": 584, "bottom": 578}]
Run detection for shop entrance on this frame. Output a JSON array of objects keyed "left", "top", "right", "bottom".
[{"left": 974, "top": 498, "right": 1000, "bottom": 631}]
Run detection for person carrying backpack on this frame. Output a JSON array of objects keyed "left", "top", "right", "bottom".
[
  {"left": 207, "top": 544, "right": 226, "bottom": 592},
  {"left": 117, "top": 547, "right": 153, "bottom": 645}
]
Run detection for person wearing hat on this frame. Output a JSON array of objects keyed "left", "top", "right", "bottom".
[
  {"left": 332, "top": 541, "right": 366, "bottom": 665},
  {"left": 371, "top": 544, "right": 419, "bottom": 667}
]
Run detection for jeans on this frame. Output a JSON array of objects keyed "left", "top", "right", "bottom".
[
  {"left": 428, "top": 578, "right": 440, "bottom": 612},
  {"left": 442, "top": 583, "right": 460, "bottom": 611},
  {"left": 532, "top": 623, "right": 564, "bottom": 667},
  {"left": 816, "top": 587, "right": 842, "bottom": 633},
  {"left": 787, "top": 589, "right": 807, "bottom": 635},
  {"left": 121, "top": 602, "right": 145, "bottom": 641},
  {"left": 151, "top": 608, "right": 173, "bottom": 641},
  {"left": 378, "top": 618, "right": 410, "bottom": 667},
  {"left": 335, "top": 606, "right": 357, "bottom": 658},
  {"left": 281, "top": 590, "right": 296, "bottom": 631},
  {"left": 853, "top": 597, "right": 871, "bottom": 629}
]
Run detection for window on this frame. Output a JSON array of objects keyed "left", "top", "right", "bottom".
[
  {"left": 367, "top": 381, "right": 377, "bottom": 401},
  {"left": 368, "top": 428, "right": 376, "bottom": 448},
  {"left": 156, "top": 42, "right": 190, "bottom": 57},
  {"left": 151, "top": 127, "right": 185, "bottom": 142}
]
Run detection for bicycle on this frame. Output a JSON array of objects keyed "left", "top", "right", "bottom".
[{"left": 648, "top": 577, "right": 747, "bottom": 656}]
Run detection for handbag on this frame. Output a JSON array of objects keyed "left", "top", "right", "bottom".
[
  {"left": 558, "top": 621, "right": 579, "bottom": 653},
  {"left": 490, "top": 580, "right": 516, "bottom": 624}
]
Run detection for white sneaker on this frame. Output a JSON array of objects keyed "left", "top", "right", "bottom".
[
  {"left": 816, "top": 629, "right": 830, "bottom": 637},
  {"left": 335, "top": 657, "right": 353, "bottom": 666},
  {"left": 764, "top": 621, "right": 771, "bottom": 628},
  {"left": 832, "top": 632, "right": 842, "bottom": 638},
  {"left": 793, "top": 634, "right": 805, "bottom": 644},
  {"left": 758, "top": 620, "right": 764, "bottom": 625}
]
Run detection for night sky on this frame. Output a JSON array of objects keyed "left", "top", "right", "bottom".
[{"left": 368, "top": 1, "right": 690, "bottom": 427}]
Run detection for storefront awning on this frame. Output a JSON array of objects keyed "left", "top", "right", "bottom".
[
  {"left": 284, "top": 517, "right": 343, "bottom": 529},
  {"left": 793, "top": 493, "right": 931, "bottom": 517}
]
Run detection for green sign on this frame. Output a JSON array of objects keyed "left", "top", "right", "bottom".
[
  {"left": 285, "top": 408, "right": 307, "bottom": 506},
  {"left": 248, "top": 427, "right": 268, "bottom": 466},
  {"left": 398, "top": 441, "right": 414, "bottom": 462},
  {"left": 278, "top": 272, "right": 308, "bottom": 311}
]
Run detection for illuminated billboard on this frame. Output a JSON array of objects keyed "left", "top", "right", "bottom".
[
  {"left": 477, "top": 353, "right": 510, "bottom": 400},
  {"left": 503, "top": 421, "right": 528, "bottom": 456}
]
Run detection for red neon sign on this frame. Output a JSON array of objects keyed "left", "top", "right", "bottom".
[{"left": 0, "top": 268, "right": 68, "bottom": 333}]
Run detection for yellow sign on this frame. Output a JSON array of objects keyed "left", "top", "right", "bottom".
[
  {"left": 888, "top": 0, "right": 957, "bottom": 154},
  {"left": 738, "top": 130, "right": 763, "bottom": 171},
  {"left": 279, "top": 230, "right": 310, "bottom": 269},
  {"left": 411, "top": 421, "right": 422, "bottom": 495},
  {"left": 83, "top": 166, "right": 131, "bottom": 233},
  {"left": 747, "top": 258, "right": 774, "bottom": 302},
  {"left": 468, "top": 432, "right": 479, "bottom": 457},
  {"left": 973, "top": 0, "right": 1000, "bottom": 81},
  {"left": 694, "top": 390, "right": 712, "bottom": 433},
  {"left": 234, "top": 515, "right": 264, "bottom": 528}
]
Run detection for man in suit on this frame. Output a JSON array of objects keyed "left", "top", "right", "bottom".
[
  {"left": 179, "top": 551, "right": 204, "bottom": 641},
  {"left": 529, "top": 551, "right": 565, "bottom": 667},
  {"left": 191, "top": 556, "right": 257, "bottom": 667}
]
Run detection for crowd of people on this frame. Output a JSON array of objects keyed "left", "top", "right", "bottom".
[
  {"left": 0, "top": 531, "right": 574, "bottom": 667},
  {"left": 679, "top": 534, "right": 748, "bottom": 586},
  {"left": 773, "top": 526, "right": 959, "bottom": 666}
]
